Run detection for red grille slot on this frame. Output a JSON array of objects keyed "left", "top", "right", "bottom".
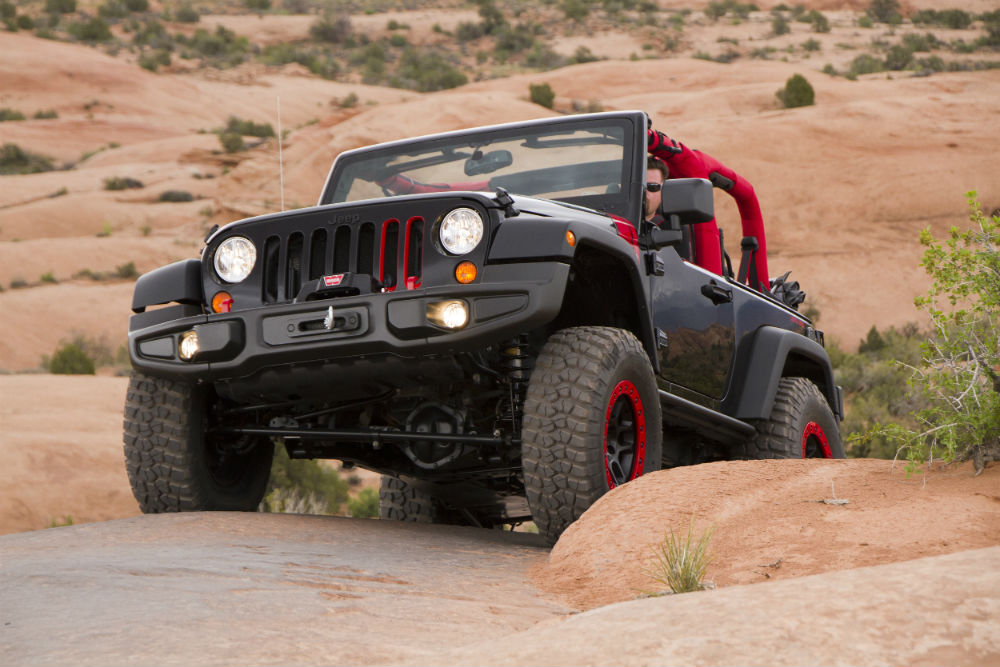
[
  {"left": 379, "top": 219, "right": 400, "bottom": 291},
  {"left": 403, "top": 216, "right": 424, "bottom": 290}
]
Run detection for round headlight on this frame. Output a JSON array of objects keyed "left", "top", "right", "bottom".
[
  {"left": 214, "top": 236, "right": 256, "bottom": 283},
  {"left": 439, "top": 207, "right": 484, "bottom": 255}
]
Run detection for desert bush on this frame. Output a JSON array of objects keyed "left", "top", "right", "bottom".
[
  {"left": 218, "top": 132, "right": 245, "bottom": 153},
  {"left": 116, "top": 261, "right": 139, "bottom": 279},
  {"left": 33, "top": 109, "right": 58, "bottom": 119},
  {"left": 98, "top": 0, "right": 130, "bottom": 19},
  {"left": 124, "top": 0, "right": 148, "bottom": 10},
  {"left": 802, "top": 38, "right": 820, "bottom": 51},
  {"left": 857, "top": 193, "right": 1000, "bottom": 471},
  {"left": 524, "top": 43, "right": 564, "bottom": 70},
  {"left": 310, "top": 12, "right": 351, "bottom": 44},
  {"left": 848, "top": 53, "right": 884, "bottom": 76},
  {"left": 0, "top": 143, "right": 55, "bottom": 175},
  {"left": 884, "top": 44, "right": 913, "bottom": 70},
  {"left": 0, "top": 108, "right": 25, "bottom": 121},
  {"left": 15, "top": 14, "right": 33, "bottom": 29},
  {"left": 347, "top": 488, "right": 379, "bottom": 518},
  {"left": 104, "top": 176, "right": 144, "bottom": 190},
  {"left": 45, "top": 0, "right": 75, "bottom": 14},
  {"left": 911, "top": 9, "right": 971, "bottom": 30},
  {"left": 903, "top": 32, "right": 938, "bottom": 52},
  {"left": 138, "top": 48, "right": 171, "bottom": 71},
  {"left": 0, "top": 1, "right": 13, "bottom": 19},
  {"left": 175, "top": 4, "right": 199, "bottom": 22},
  {"left": 867, "top": 0, "right": 900, "bottom": 24},
  {"left": 40, "top": 271, "right": 57, "bottom": 284},
  {"left": 562, "top": 0, "right": 589, "bottom": 21},
  {"left": 224, "top": 116, "right": 275, "bottom": 138},
  {"left": 772, "top": 14, "right": 789, "bottom": 35},
  {"left": 645, "top": 518, "right": 714, "bottom": 594},
  {"left": 47, "top": 341, "right": 96, "bottom": 375},
  {"left": 260, "top": 446, "right": 349, "bottom": 514},
  {"left": 529, "top": 82, "right": 555, "bottom": 108},
  {"left": 158, "top": 190, "right": 194, "bottom": 202},
  {"left": 569, "top": 46, "right": 600, "bottom": 64},
  {"left": 395, "top": 48, "right": 467, "bottom": 92},
  {"left": 244, "top": 0, "right": 270, "bottom": 10},
  {"left": 775, "top": 73, "right": 814, "bottom": 108},
  {"left": 179, "top": 25, "right": 249, "bottom": 66},
  {"left": 68, "top": 17, "right": 113, "bottom": 42},
  {"left": 809, "top": 10, "right": 829, "bottom": 33}
]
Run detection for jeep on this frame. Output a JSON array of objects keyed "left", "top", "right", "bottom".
[{"left": 123, "top": 111, "right": 843, "bottom": 544}]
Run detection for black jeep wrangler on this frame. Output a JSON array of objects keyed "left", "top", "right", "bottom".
[{"left": 123, "top": 111, "right": 843, "bottom": 544}]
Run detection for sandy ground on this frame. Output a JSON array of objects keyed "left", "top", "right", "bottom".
[{"left": 1, "top": 373, "right": 998, "bottom": 665}]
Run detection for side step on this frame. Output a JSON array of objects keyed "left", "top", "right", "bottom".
[{"left": 658, "top": 390, "right": 756, "bottom": 446}]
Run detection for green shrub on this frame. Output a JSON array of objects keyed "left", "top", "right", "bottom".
[
  {"left": 809, "top": 10, "right": 829, "bottom": 33},
  {"left": 98, "top": 0, "right": 129, "bottom": 19},
  {"left": 224, "top": 116, "right": 275, "bottom": 138},
  {"left": 0, "top": 143, "right": 55, "bottom": 175},
  {"left": 260, "top": 447, "right": 349, "bottom": 514},
  {"left": 259, "top": 43, "right": 340, "bottom": 79},
  {"left": 911, "top": 9, "right": 971, "bottom": 30},
  {"left": 48, "top": 342, "right": 96, "bottom": 375},
  {"left": 902, "top": 32, "right": 937, "bottom": 52},
  {"left": 244, "top": 0, "right": 270, "bottom": 10},
  {"left": 158, "top": 190, "right": 194, "bottom": 202},
  {"left": 33, "top": 109, "right": 58, "bottom": 119},
  {"left": 40, "top": 271, "right": 57, "bottom": 284},
  {"left": 0, "top": 108, "right": 25, "bottom": 121},
  {"left": 775, "top": 73, "right": 814, "bottom": 108},
  {"left": 116, "top": 261, "right": 139, "bottom": 279},
  {"left": 569, "top": 46, "right": 600, "bottom": 64},
  {"left": 395, "top": 48, "right": 467, "bottom": 92},
  {"left": 347, "top": 488, "right": 379, "bottom": 518},
  {"left": 857, "top": 194, "right": 1000, "bottom": 472},
  {"left": 310, "top": 12, "right": 351, "bottom": 43},
  {"left": 0, "top": 1, "right": 14, "bottom": 19},
  {"left": 124, "top": 0, "right": 148, "bottom": 10},
  {"left": 884, "top": 44, "right": 913, "bottom": 70},
  {"left": 772, "top": 14, "right": 789, "bottom": 35},
  {"left": 562, "top": 0, "right": 589, "bottom": 21},
  {"left": 180, "top": 25, "right": 249, "bottom": 66},
  {"left": 175, "top": 4, "right": 199, "bottom": 22},
  {"left": 524, "top": 43, "right": 564, "bottom": 70},
  {"left": 849, "top": 53, "right": 884, "bottom": 76},
  {"left": 104, "top": 176, "right": 144, "bottom": 190},
  {"left": 45, "top": 0, "right": 75, "bottom": 14},
  {"left": 802, "top": 38, "right": 820, "bottom": 52},
  {"left": 219, "top": 132, "right": 245, "bottom": 153},
  {"left": 96, "top": 221, "right": 113, "bottom": 237},
  {"left": 16, "top": 14, "right": 33, "bottom": 29},
  {"left": 9, "top": 277, "right": 28, "bottom": 289},
  {"left": 867, "top": 0, "right": 900, "bottom": 24},
  {"left": 857, "top": 15, "right": 872, "bottom": 28},
  {"left": 529, "top": 82, "right": 555, "bottom": 108},
  {"left": 68, "top": 17, "right": 113, "bottom": 42},
  {"left": 645, "top": 518, "right": 714, "bottom": 594}
]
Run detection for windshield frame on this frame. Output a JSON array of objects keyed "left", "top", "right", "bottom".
[{"left": 319, "top": 111, "right": 646, "bottom": 224}]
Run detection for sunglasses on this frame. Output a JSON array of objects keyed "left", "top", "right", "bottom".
[{"left": 645, "top": 182, "right": 662, "bottom": 193}]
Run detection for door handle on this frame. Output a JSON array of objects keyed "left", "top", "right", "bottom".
[{"left": 701, "top": 282, "right": 733, "bottom": 305}]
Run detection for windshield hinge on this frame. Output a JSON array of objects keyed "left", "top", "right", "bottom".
[{"left": 493, "top": 187, "right": 519, "bottom": 218}]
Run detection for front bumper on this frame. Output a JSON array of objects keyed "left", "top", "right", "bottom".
[{"left": 128, "top": 262, "right": 569, "bottom": 382}]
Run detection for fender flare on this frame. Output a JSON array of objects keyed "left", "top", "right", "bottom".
[
  {"left": 725, "top": 326, "right": 841, "bottom": 421},
  {"left": 131, "top": 259, "right": 203, "bottom": 313}
]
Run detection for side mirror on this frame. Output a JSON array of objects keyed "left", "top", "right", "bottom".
[
  {"left": 464, "top": 149, "right": 513, "bottom": 176},
  {"left": 659, "top": 178, "right": 715, "bottom": 224}
]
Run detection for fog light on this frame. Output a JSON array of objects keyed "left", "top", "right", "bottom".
[
  {"left": 455, "top": 261, "right": 477, "bottom": 284},
  {"left": 178, "top": 330, "right": 200, "bottom": 361},
  {"left": 427, "top": 300, "right": 469, "bottom": 330}
]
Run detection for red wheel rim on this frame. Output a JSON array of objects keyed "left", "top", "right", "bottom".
[
  {"left": 603, "top": 380, "right": 646, "bottom": 489},
  {"left": 802, "top": 421, "right": 832, "bottom": 458}
]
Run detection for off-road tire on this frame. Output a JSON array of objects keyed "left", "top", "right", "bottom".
[
  {"left": 522, "top": 326, "right": 663, "bottom": 545},
  {"left": 123, "top": 371, "right": 273, "bottom": 512},
  {"left": 379, "top": 475, "right": 437, "bottom": 522},
  {"left": 749, "top": 376, "right": 844, "bottom": 459}
]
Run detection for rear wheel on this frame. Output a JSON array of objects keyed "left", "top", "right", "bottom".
[
  {"left": 378, "top": 475, "right": 437, "bottom": 523},
  {"left": 750, "top": 377, "right": 843, "bottom": 459},
  {"left": 123, "top": 371, "right": 273, "bottom": 512},
  {"left": 522, "top": 326, "right": 663, "bottom": 545}
]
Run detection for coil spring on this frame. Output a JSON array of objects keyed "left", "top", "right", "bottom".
[{"left": 497, "top": 336, "right": 532, "bottom": 433}]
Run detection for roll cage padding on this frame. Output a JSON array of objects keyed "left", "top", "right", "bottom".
[
  {"left": 131, "top": 259, "right": 203, "bottom": 313},
  {"left": 647, "top": 131, "right": 770, "bottom": 289},
  {"left": 723, "top": 326, "right": 840, "bottom": 421}
]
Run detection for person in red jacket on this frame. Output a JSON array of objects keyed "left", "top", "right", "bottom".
[{"left": 647, "top": 127, "right": 770, "bottom": 292}]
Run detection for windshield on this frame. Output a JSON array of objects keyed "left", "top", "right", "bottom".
[{"left": 322, "top": 116, "right": 637, "bottom": 218}]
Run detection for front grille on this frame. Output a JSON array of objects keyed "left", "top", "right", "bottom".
[{"left": 261, "top": 216, "right": 425, "bottom": 303}]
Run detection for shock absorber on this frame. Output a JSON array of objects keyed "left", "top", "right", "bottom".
[{"left": 497, "top": 335, "right": 533, "bottom": 434}]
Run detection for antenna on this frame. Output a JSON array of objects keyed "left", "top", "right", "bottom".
[{"left": 277, "top": 96, "right": 285, "bottom": 211}]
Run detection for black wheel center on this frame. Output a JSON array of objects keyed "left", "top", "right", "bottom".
[{"left": 605, "top": 394, "right": 638, "bottom": 486}]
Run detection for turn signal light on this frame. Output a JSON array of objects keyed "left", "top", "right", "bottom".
[
  {"left": 455, "top": 261, "right": 477, "bottom": 284},
  {"left": 566, "top": 230, "right": 576, "bottom": 247},
  {"left": 212, "top": 291, "right": 234, "bottom": 313}
]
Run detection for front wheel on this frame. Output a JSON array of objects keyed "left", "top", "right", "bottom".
[
  {"left": 521, "top": 326, "right": 663, "bottom": 545},
  {"left": 123, "top": 371, "right": 273, "bottom": 512},
  {"left": 749, "top": 376, "right": 844, "bottom": 459}
]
